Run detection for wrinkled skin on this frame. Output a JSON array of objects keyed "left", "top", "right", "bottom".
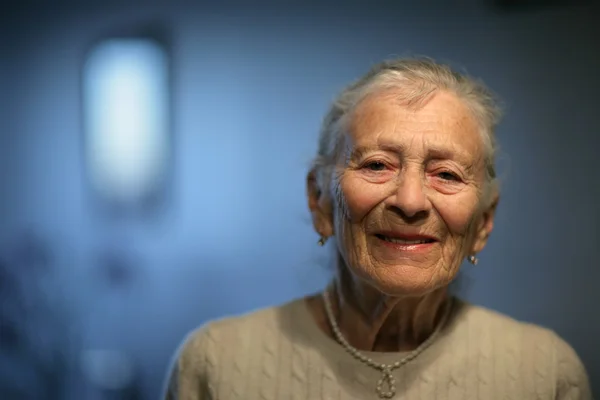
[{"left": 307, "top": 90, "right": 498, "bottom": 351}]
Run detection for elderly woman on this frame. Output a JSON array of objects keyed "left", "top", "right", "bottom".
[{"left": 164, "top": 58, "right": 592, "bottom": 399}]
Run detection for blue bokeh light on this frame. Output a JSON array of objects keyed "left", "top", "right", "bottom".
[{"left": 83, "top": 39, "right": 170, "bottom": 205}]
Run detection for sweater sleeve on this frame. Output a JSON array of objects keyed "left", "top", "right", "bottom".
[
  {"left": 552, "top": 331, "right": 593, "bottom": 400},
  {"left": 162, "top": 326, "right": 212, "bottom": 400}
]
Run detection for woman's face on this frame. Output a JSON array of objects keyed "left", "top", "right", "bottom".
[{"left": 309, "top": 90, "right": 497, "bottom": 296}]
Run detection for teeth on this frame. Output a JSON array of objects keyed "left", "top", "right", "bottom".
[{"left": 382, "top": 237, "right": 429, "bottom": 244}]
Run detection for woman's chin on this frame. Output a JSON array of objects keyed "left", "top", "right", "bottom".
[{"left": 364, "top": 265, "right": 452, "bottom": 297}]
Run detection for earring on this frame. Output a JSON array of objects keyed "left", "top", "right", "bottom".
[
  {"left": 468, "top": 254, "right": 479, "bottom": 265},
  {"left": 317, "top": 236, "right": 328, "bottom": 246}
]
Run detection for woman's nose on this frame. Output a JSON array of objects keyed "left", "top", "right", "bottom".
[{"left": 387, "top": 169, "right": 429, "bottom": 219}]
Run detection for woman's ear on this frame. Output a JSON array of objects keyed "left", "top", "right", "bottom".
[
  {"left": 307, "top": 169, "right": 334, "bottom": 238},
  {"left": 472, "top": 194, "right": 499, "bottom": 254}
]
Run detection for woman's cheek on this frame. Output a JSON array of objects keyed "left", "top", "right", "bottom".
[
  {"left": 433, "top": 193, "right": 479, "bottom": 234},
  {"left": 339, "top": 177, "right": 389, "bottom": 221}
]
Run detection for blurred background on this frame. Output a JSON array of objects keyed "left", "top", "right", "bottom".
[{"left": 1, "top": 0, "right": 599, "bottom": 398}]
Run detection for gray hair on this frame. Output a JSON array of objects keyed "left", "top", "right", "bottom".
[{"left": 311, "top": 57, "right": 503, "bottom": 205}]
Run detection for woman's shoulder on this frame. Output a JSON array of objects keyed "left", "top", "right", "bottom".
[
  {"left": 177, "top": 298, "right": 304, "bottom": 361},
  {"left": 455, "top": 299, "right": 591, "bottom": 398},
  {"left": 457, "top": 299, "right": 564, "bottom": 341},
  {"left": 456, "top": 299, "right": 571, "bottom": 348},
  {"left": 163, "top": 300, "right": 305, "bottom": 399},
  {"left": 456, "top": 299, "right": 546, "bottom": 332}
]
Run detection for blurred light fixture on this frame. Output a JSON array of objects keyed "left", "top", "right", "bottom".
[{"left": 83, "top": 38, "right": 170, "bottom": 207}]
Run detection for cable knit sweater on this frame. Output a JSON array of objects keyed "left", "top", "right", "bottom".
[{"left": 163, "top": 297, "right": 592, "bottom": 400}]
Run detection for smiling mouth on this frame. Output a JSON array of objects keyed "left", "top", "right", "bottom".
[{"left": 374, "top": 234, "right": 436, "bottom": 245}]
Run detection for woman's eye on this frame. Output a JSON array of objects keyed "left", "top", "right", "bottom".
[
  {"left": 365, "top": 162, "right": 387, "bottom": 171},
  {"left": 438, "top": 171, "right": 459, "bottom": 181}
]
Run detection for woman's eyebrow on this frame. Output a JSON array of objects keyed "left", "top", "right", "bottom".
[{"left": 349, "top": 143, "right": 474, "bottom": 167}]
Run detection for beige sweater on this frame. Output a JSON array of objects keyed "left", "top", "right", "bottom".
[{"left": 164, "top": 297, "right": 592, "bottom": 400}]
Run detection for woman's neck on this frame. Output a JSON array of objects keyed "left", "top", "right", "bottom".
[{"left": 325, "top": 262, "right": 450, "bottom": 352}]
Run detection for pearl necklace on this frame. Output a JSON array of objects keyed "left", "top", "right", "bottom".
[{"left": 322, "top": 290, "right": 453, "bottom": 399}]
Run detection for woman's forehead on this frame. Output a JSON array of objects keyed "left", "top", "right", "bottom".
[{"left": 345, "top": 91, "right": 483, "bottom": 159}]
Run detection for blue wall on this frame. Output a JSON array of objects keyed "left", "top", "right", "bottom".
[{"left": 1, "top": 1, "right": 598, "bottom": 398}]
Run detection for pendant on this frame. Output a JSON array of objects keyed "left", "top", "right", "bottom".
[{"left": 376, "top": 367, "right": 396, "bottom": 399}]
